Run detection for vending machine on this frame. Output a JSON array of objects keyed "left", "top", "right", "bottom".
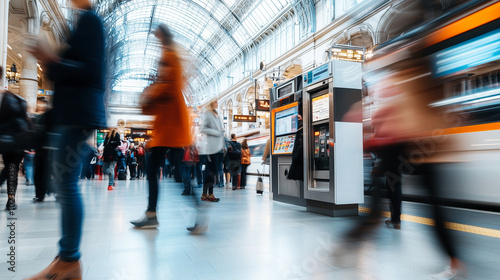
[
  {"left": 269, "top": 74, "right": 305, "bottom": 206},
  {"left": 302, "top": 58, "right": 364, "bottom": 216}
]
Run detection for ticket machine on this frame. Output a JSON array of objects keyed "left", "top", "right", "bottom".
[
  {"left": 302, "top": 58, "right": 364, "bottom": 216},
  {"left": 269, "top": 74, "right": 305, "bottom": 206}
]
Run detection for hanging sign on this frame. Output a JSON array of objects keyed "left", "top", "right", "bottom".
[
  {"left": 233, "top": 115, "right": 257, "bottom": 122},
  {"left": 255, "top": 99, "right": 270, "bottom": 111}
]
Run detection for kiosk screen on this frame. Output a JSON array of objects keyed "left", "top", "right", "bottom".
[
  {"left": 273, "top": 135, "right": 296, "bottom": 154},
  {"left": 312, "top": 94, "right": 329, "bottom": 122},
  {"left": 275, "top": 106, "right": 298, "bottom": 136}
]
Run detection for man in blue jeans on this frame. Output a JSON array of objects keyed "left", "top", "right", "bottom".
[{"left": 27, "top": 0, "right": 106, "bottom": 278}]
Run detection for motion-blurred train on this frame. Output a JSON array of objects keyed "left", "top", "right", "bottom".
[{"left": 363, "top": 1, "right": 500, "bottom": 209}]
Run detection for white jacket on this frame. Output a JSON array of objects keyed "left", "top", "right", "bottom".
[{"left": 200, "top": 110, "right": 225, "bottom": 155}]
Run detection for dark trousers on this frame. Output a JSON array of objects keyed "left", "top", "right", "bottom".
[
  {"left": 228, "top": 160, "right": 240, "bottom": 188},
  {"left": 1, "top": 152, "right": 24, "bottom": 197},
  {"left": 240, "top": 164, "right": 249, "bottom": 187},
  {"left": 181, "top": 164, "right": 194, "bottom": 194},
  {"left": 147, "top": 147, "right": 168, "bottom": 212},
  {"left": 137, "top": 157, "right": 145, "bottom": 178},
  {"left": 202, "top": 153, "right": 222, "bottom": 195},
  {"left": 129, "top": 164, "right": 137, "bottom": 179},
  {"left": 347, "top": 143, "right": 404, "bottom": 239},
  {"left": 421, "top": 163, "right": 457, "bottom": 259},
  {"left": 195, "top": 159, "right": 204, "bottom": 186},
  {"left": 34, "top": 148, "right": 52, "bottom": 200}
]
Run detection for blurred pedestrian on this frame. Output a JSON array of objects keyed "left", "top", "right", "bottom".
[
  {"left": 135, "top": 143, "right": 146, "bottom": 178},
  {"left": 227, "top": 133, "right": 241, "bottom": 190},
  {"left": 199, "top": 99, "right": 224, "bottom": 201},
  {"left": 181, "top": 145, "right": 198, "bottom": 195},
  {"left": 130, "top": 23, "right": 194, "bottom": 228},
  {"left": 26, "top": 0, "right": 107, "bottom": 277},
  {"left": 240, "top": 138, "right": 251, "bottom": 189},
  {"left": 103, "top": 129, "right": 120, "bottom": 190}
]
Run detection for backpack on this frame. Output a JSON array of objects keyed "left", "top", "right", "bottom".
[
  {"left": 136, "top": 147, "right": 144, "bottom": 157},
  {"left": 228, "top": 141, "right": 241, "bottom": 160}
]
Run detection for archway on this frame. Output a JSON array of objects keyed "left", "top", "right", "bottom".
[{"left": 282, "top": 64, "right": 303, "bottom": 81}]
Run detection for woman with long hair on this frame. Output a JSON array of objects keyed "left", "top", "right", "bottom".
[
  {"left": 240, "top": 139, "right": 251, "bottom": 189},
  {"left": 131, "top": 23, "right": 193, "bottom": 228}
]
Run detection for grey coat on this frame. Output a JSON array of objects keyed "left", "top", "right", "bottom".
[{"left": 200, "top": 110, "right": 225, "bottom": 155}]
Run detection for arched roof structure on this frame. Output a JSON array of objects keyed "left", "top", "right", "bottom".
[{"left": 94, "top": 0, "right": 315, "bottom": 103}]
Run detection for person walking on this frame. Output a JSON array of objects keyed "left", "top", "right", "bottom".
[
  {"left": 103, "top": 129, "right": 120, "bottom": 190},
  {"left": 199, "top": 99, "right": 224, "bottom": 201},
  {"left": 26, "top": 0, "right": 107, "bottom": 277},
  {"left": 227, "top": 134, "right": 242, "bottom": 190},
  {"left": 130, "top": 23, "right": 194, "bottom": 228},
  {"left": 135, "top": 143, "right": 146, "bottom": 178},
  {"left": 240, "top": 139, "right": 251, "bottom": 189}
]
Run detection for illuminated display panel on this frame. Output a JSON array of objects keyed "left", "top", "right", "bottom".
[
  {"left": 277, "top": 82, "right": 294, "bottom": 99},
  {"left": 275, "top": 106, "right": 298, "bottom": 136},
  {"left": 432, "top": 28, "right": 500, "bottom": 78},
  {"left": 312, "top": 94, "right": 329, "bottom": 122},
  {"left": 330, "top": 48, "right": 364, "bottom": 62}
]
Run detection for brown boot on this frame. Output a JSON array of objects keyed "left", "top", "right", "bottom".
[{"left": 25, "top": 257, "right": 82, "bottom": 280}]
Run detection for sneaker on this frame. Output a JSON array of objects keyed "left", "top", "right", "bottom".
[
  {"left": 130, "top": 213, "right": 159, "bottom": 228},
  {"left": 33, "top": 197, "right": 44, "bottom": 203},
  {"left": 385, "top": 219, "right": 401, "bottom": 230},
  {"left": 201, "top": 194, "right": 208, "bottom": 201},
  {"left": 187, "top": 224, "right": 208, "bottom": 234},
  {"left": 5, "top": 198, "right": 17, "bottom": 210},
  {"left": 108, "top": 185, "right": 113, "bottom": 190},
  {"left": 206, "top": 194, "right": 220, "bottom": 202}
]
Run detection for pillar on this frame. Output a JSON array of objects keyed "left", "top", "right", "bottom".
[
  {"left": 242, "top": 101, "right": 249, "bottom": 132},
  {"left": 19, "top": 54, "right": 38, "bottom": 110},
  {"left": 0, "top": 0, "right": 10, "bottom": 91}
]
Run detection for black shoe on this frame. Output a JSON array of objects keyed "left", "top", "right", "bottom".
[
  {"left": 181, "top": 192, "right": 191, "bottom": 196},
  {"left": 33, "top": 197, "right": 44, "bottom": 203},
  {"left": 187, "top": 224, "right": 208, "bottom": 234},
  {"left": 5, "top": 198, "right": 17, "bottom": 210}
]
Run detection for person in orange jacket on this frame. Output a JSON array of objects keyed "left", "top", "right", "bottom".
[{"left": 131, "top": 23, "right": 193, "bottom": 228}]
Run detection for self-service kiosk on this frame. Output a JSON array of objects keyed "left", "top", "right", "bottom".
[
  {"left": 302, "top": 59, "right": 364, "bottom": 216},
  {"left": 269, "top": 74, "right": 305, "bottom": 206}
]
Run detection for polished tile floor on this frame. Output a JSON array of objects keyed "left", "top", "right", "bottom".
[{"left": 1, "top": 176, "right": 500, "bottom": 280}]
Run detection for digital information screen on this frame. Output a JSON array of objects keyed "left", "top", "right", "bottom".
[
  {"left": 312, "top": 94, "right": 329, "bottom": 122},
  {"left": 275, "top": 106, "right": 298, "bottom": 136},
  {"left": 432, "top": 28, "right": 500, "bottom": 78},
  {"left": 277, "top": 82, "right": 294, "bottom": 99},
  {"left": 273, "top": 135, "right": 296, "bottom": 154}
]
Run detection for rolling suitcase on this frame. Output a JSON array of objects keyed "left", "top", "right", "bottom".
[{"left": 256, "top": 164, "right": 265, "bottom": 194}]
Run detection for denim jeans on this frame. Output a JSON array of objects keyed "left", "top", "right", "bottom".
[
  {"left": 52, "top": 126, "right": 93, "bottom": 262},
  {"left": 102, "top": 161, "right": 117, "bottom": 186},
  {"left": 24, "top": 153, "right": 34, "bottom": 184}
]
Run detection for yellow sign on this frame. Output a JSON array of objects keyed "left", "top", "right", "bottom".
[
  {"left": 233, "top": 115, "right": 257, "bottom": 122},
  {"left": 331, "top": 48, "right": 364, "bottom": 62}
]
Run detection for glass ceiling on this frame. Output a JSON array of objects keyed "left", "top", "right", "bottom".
[{"left": 95, "top": 0, "right": 291, "bottom": 97}]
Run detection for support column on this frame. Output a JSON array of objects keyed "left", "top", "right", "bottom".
[
  {"left": 0, "top": 0, "right": 10, "bottom": 91},
  {"left": 242, "top": 102, "right": 249, "bottom": 132},
  {"left": 19, "top": 54, "right": 38, "bottom": 110}
]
